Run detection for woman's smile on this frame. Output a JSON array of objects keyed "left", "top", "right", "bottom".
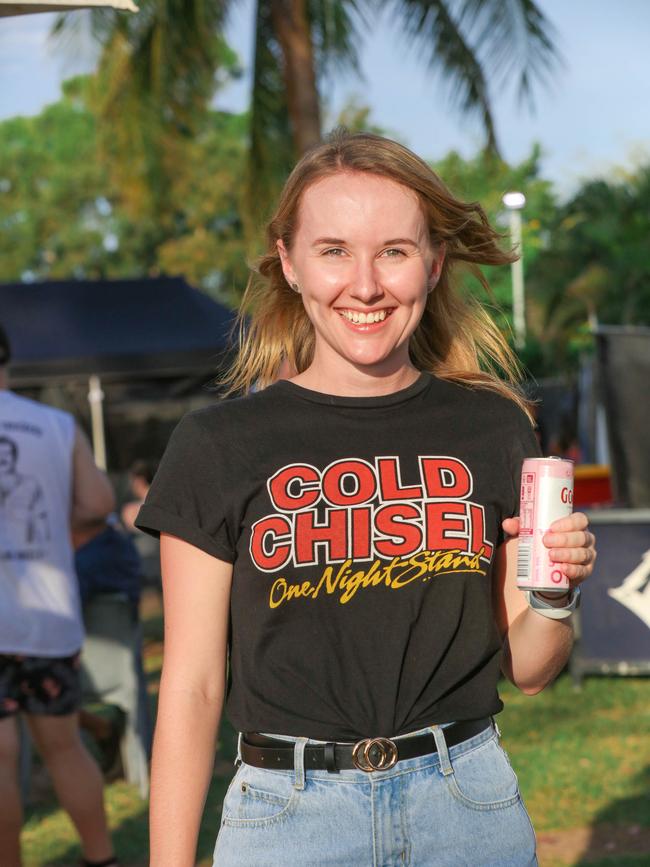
[{"left": 336, "top": 307, "right": 395, "bottom": 327}]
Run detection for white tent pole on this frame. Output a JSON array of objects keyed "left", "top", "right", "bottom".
[{"left": 87, "top": 374, "right": 107, "bottom": 471}]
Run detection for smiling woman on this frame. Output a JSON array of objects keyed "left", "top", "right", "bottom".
[
  {"left": 224, "top": 130, "right": 528, "bottom": 410},
  {"left": 135, "top": 130, "right": 597, "bottom": 867}
]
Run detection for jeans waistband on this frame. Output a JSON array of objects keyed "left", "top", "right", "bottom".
[{"left": 238, "top": 719, "right": 494, "bottom": 778}]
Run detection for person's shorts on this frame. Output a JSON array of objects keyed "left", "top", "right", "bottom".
[{"left": 0, "top": 652, "right": 82, "bottom": 718}]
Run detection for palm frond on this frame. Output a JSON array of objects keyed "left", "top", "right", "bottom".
[
  {"left": 385, "top": 0, "right": 561, "bottom": 154},
  {"left": 388, "top": 0, "right": 500, "bottom": 153},
  {"left": 245, "top": 0, "right": 295, "bottom": 239},
  {"left": 456, "top": 0, "right": 562, "bottom": 105},
  {"left": 54, "top": 0, "right": 232, "bottom": 130},
  {"left": 309, "top": 0, "right": 368, "bottom": 77}
]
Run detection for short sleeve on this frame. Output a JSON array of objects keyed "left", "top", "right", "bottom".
[{"left": 134, "top": 413, "right": 236, "bottom": 563}]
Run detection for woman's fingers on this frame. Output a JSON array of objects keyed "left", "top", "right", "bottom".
[
  {"left": 541, "top": 510, "right": 596, "bottom": 585},
  {"left": 502, "top": 516, "right": 520, "bottom": 537},
  {"left": 503, "top": 510, "right": 597, "bottom": 583},
  {"left": 543, "top": 529, "right": 595, "bottom": 551},
  {"left": 548, "top": 511, "right": 589, "bottom": 533},
  {"left": 545, "top": 543, "right": 596, "bottom": 565}
]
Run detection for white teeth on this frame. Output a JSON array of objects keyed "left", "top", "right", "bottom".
[{"left": 340, "top": 309, "right": 388, "bottom": 323}]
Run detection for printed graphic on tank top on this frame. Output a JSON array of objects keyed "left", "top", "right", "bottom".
[
  {"left": 0, "top": 391, "right": 83, "bottom": 657},
  {"left": 0, "top": 434, "right": 50, "bottom": 547}
]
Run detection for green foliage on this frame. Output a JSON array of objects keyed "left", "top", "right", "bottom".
[
  {"left": 0, "top": 77, "right": 249, "bottom": 303},
  {"left": 429, "top": 149, "right": 650, "bottom": 379},
  {"left": 0, "top": 79, "right": 111, "bottom": 282},
  {"left": 51, "top": 2, "right": 244, "bottom": 290},
  {"left": 525, "top": 165, "right": 650, "bottom": 375},
  {"left": 430, "top": 145, "right": 558, "bottom": 349},
  {"left": 49, "top": 0, "right": 560, "bottom": 231},
  {"left": 156, "top": 109, "right": 250, "bottom": 305},
  {"left": 329, "top": 95, "right": 390, "bottom": 136}
]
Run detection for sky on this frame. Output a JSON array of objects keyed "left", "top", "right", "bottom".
[{"left": 1, "top": 0, "right": 649, "bottom": 196}]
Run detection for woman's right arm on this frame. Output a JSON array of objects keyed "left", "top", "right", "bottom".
[{"left": 149, "top": 532, "right": 233, "bottom": 867}]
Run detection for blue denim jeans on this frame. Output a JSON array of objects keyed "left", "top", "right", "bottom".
[{"left": 213, "top": 722, "right": 537, "bottom": 866}]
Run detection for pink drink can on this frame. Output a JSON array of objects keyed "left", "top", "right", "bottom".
[{"left": 516, "top": 457, "right": 574, "bottom": 593}]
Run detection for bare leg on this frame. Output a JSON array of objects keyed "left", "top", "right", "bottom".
[
  {"left": 0, "top": 716, "right": 22, "bottom": 867},
  {"left": 27, "top": 713, "right": 114, "bottom": 862}
]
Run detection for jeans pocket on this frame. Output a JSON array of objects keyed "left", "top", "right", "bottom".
[
  {"left": 446, "top": 734, "right": 521, "bottom": 811},
  {"left": 222, "top": 765, "right": 297, "bottom": 828}
]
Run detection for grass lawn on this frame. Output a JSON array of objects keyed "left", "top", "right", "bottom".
[{"left": 20, "top": 591, "right": 650, "bottom": 866}]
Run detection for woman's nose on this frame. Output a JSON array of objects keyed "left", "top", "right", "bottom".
[{"left": 348, "top": 262, "right": 383, "bottom": 302}]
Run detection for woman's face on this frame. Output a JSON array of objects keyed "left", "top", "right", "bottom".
[{"left": 277, "top": 171, "right": 444, "bottom": 379}]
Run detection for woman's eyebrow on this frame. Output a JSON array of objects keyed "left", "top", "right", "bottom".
[
  {"left": 383, "top": 238, "right": 418, "bottom": 247},
  {"left": 312, "top": 237, "right": 346, "bottom": 246},
  {"left": 311, "top": 236, "right": 419, "bottom": 247}
]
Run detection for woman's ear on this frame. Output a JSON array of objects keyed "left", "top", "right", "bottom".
[
  {"left": 429, "top": 242, "right": 446, "bottom": 287},
  {"left": 277, "top": 239, "right": 296, "bottom": 287}
]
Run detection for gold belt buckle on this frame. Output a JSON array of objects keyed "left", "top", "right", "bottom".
[{"left": 352, "top": 737, "right": 398, "bottom": 772}]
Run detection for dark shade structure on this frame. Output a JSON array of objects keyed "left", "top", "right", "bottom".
[
  {"left": 0, "top": 276, "right": 235, "bottom": 386},
  {"left": 1, "top": 277, "right": 236, "bottom": 470},
  {"left": 596, "top": 326, "right": 650, "bottom": 508}
]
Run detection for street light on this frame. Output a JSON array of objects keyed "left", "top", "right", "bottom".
[{"left": 502, "top": 191, "right": 526, "bottom": 349}]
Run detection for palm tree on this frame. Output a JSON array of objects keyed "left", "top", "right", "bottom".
[
  {"left": 246, "top": 0, "right": 560, "bottom": 219},
  {"left": 56, "top": 0, "right": 559, "bottom": 235}
]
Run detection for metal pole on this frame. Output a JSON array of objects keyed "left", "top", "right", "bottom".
[
  {"left": 510, "top": 208, "right": 526, "bottom": 349},
  {"left": 87, "top": 374, "right": 107, "bottom": 470}
]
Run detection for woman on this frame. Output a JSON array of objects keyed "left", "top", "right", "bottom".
[{"left": 136, "top": 131, "right": 596, "bottom": 867}]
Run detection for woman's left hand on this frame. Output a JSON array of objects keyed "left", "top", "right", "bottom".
[{"left": 502, "top": 511, "right": 597, "bottom": 587}]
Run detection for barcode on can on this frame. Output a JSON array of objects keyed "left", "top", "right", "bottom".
[
  {"left": 517, "top": 541, "right": 532, "bottom": 584},
  {"left": 517, "top": 457, "right": 572, "bottom": 592}
]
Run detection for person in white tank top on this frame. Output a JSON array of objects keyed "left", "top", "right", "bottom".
[{"left": 0, "top": 324, "right": 120, "bottom": 867}]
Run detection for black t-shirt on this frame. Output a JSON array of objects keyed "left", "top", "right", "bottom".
[{"left": 136, "top": 373, "right": 540, "bottom": 740}]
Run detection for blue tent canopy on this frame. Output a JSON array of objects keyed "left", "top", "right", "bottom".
[{"left": 0, "top": 277, "right": 236, "bottom": 385}]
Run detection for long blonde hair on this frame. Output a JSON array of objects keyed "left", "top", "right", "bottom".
[{"left": 221, "top": 130, "right": 531, "bottom": 418}]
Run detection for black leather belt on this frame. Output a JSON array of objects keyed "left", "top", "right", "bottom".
[{"left": 240, "top": 718, "right": 492, "bottom": 773}]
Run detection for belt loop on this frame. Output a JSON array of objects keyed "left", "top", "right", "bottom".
[
  {"left": 324, "top": 742, "right": 337, "bottom": 773},
  {"left": 430, "top": 725, "right": 453, "bottom": 776},
  {"left": 293, "top": 737, "right": 308, "bottom": 790},
  {"left": 235, "top": 732, "right": 243, "bottom": 767}
]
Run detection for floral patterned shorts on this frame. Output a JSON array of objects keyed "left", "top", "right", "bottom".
[{"left": 0, "top": 652, "right": 82, "bottom": 718}]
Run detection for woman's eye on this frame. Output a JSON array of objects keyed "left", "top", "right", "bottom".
[
  {"left": 383, "top": 248, "right": 407, "bottom": 258},
  {"left": 323, "top": 247, "right": 346, "bottom": 257}
]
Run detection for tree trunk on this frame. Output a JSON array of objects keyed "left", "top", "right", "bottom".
[{"left": 269, "top": 0, "right": 321, "bottom": 154}]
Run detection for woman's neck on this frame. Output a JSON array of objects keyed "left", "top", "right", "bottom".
[{"left": 290, "top": 363, "right": 421, "bottom": 398}]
